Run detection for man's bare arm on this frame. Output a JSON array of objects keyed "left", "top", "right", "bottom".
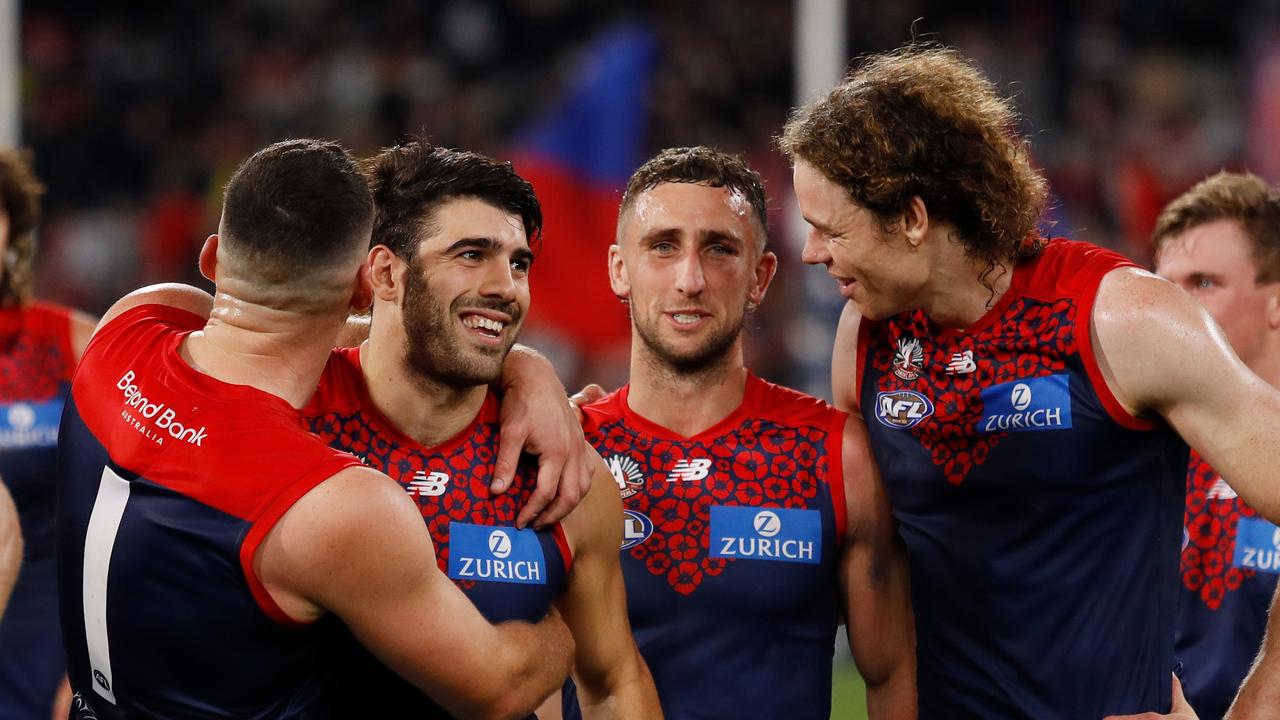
[
  {"left": 1226, "top": 585, "right": 1280, "bottom": 718},
  {"left": 832, "top": 303, "right": 864, "bottom": 413},
  {"left": 555, "top": 454, "right": 662, "bottom": 720},
  {"left": 838, "top": 416, "right": 916, "bottom": 719},
  {"left": 259, "top": 466, "right": 574, "bottom": 720},
  {"left": 0, "top": 480, "right": 21, "bottom": 619},
  {"left": 1092, "top": 268, "right": 1280, "bottom": 521}
]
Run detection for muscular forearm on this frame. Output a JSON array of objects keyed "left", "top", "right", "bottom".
[
  {"left": 1225, "top": 585, "right": 1280, "bottom": 719},
  {"left": 473, "top": 616, "right": 575, "bottom": 720},
  {"left": 864, "top": 658, "right": 918, "bottom": 720},
  {"left": 576, "top": 647, "right": 662, "bottom": 720},
  {"left": 0, "top": 483, "right": 21, "bottom": 619}
]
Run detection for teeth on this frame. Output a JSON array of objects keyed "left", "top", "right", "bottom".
[
  {"left": 672, "top": 313, "right": 701, "bottom": 325},
  {"left": 462, "top": 315, "right": 505, "bottom": 333}
]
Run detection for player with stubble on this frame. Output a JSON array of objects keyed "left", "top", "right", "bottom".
[
  {"left": 1152, "top": 172, "right": 1280, "bottom": 720},
  {"left": 300, "top": 141, "right": 661, "bottom": 719},
  {"left": 783, "top": 44, "right": 1280, "bottom": 718},
  {"left": 565, "top": 146, "right": 916, "bottom": 720},
  {"left": 56, "top": 139, "right": 592, "bottom": 720}
]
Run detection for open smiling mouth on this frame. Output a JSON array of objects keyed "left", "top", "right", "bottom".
[{"left": 461, "top": 313, "right": 507, "bottom": 339}]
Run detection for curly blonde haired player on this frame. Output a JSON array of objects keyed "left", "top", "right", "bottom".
[{"left": 783, "top": 44, "right": 1280, "bottom": 719}]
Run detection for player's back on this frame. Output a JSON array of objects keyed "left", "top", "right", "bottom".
[
  {"left": 859, "top": 239, "right": 1187, "bottom": 718},
  {"left": 302, "top": 347, "right": 570, "bottom": 718},
  {"left": 577, "top": 374, "right": 846, "bottom": 720},
  {"left": 0, "top": 301, "right": 76, "bottom": 717},
  {"left": 56, "top": 305, "right": 360, "bottom": 719}
]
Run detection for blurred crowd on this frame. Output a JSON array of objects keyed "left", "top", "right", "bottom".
[{"left": 16, "top": 0, "right": 1280, "bottom": 390}]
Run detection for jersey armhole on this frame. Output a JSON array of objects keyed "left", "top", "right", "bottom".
[
  {"left": 238, "top": 455, "right": 364, "bottom": 627},
  {"left": 1074, "top": 267, "right": 1157, "bottom": 431},
  {"left": 826, "top": 412, "right": 849, "bottom": 547},
  {"left": 551, "top": 522, "right": 573, "bottom": 574}
]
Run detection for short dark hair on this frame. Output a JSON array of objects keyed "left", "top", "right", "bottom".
[
  {"left": 779, "top": 45, "right": 1048, "bottom": 267},
  {"left": 0, "top": 149, "right": 45, "bottom": 306},
  {"left": 619, "top": 146, "right": 769, "bottom": 236},
  {"left": 221, "top": 139, "right": 373, "bottom": 283},
  {"left": 1153, "top": 172, "right": 1280, "bottom": 283},
  {"left": 363, "top": 141, "right": 542, "bottom": 258}
]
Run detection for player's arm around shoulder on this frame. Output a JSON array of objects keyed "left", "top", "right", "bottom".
[
  {"left": 1092, "top": 267, "right": 1280, "bottom": 521},
  {"left": 555, "top": 447, "right": 662, "bottom": 720},
  {"left": 833, "top": 302, "right": 864, "bottom": 413},
  {"left": 0, "top": 479, "right": 21, "bottom": 620},
  {"left": 257, "top": 465, "right": 575, "bottom": 720},
  {"left": 93, "top": 283, "right": 213, "bottom": 339},
  {"left": 838, "top": 414, "right": 917, "bottom": 720}
]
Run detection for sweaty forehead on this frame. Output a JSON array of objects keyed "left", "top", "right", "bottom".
[{"left": 622, "top": 182, "right": 763, "bottom": 244}]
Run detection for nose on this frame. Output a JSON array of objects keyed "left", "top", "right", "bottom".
[
  {"left": 478, "top": 258, "right": 519, "bottom": 302},
  {"left": 674, "top": 251, "right": 706, "bottom": 297},
  {"left": 801, "top": 228, "right": 831, "bottom": 266}
]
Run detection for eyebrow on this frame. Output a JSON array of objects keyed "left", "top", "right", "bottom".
[
  {"left": 638, "top": 228, "right": 746, "bottom": 245},
  {"left": 444, "top": 237, "right": 535, "bottom": 266}
]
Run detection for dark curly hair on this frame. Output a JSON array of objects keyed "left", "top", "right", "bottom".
[
  {"left": 0, "top": 149, "right": 46, "bottom": 306},
  {"left": 779, "top": 45, "right": 1047, "bottom": 271},
  {"left": 363, "top": 140, "right": 542, "bottom": 259},
  {"left": 1153, "top": 172, "right": 1280, "bottom": 283},
  {"left": 619, "top": 146, "right": 768, "bottom": 246}
]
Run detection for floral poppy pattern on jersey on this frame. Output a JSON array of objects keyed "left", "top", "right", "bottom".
[
  {"left": 591, "top": 417, "right": 830, "bottom": 595},
  {"left": 0, "top": 313, "right": 73, "bottom": 400},
  {"left": 306, "top": 411, "right": 540, "bottom": 590},
  {"left": 1181, "top": 452, "right": 1257, "bottom": 610},
  {"left": 868, "top": 297, "right": 1076, "bottom": 485}
]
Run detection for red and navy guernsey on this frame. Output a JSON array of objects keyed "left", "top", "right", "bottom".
[
  {"left": 0, "top": 302, "right": 77, "bottom": 718},
  {"left": 301, "top": 346, "right": 571, "bottom": 719},
  {"left": 57, "top": 304, "right": 362, "bottom": 719},
  {"left": 573, "top": 373, "right": 847, "bottom": 720},
  {"left": 1176, "top": 451, "right": 1279, "bottom": 720},
  {"left": 859, "top": 238, "right": 1188, "bottom": 718}
]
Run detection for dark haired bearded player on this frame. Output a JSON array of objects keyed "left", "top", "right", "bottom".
[
  {"left": 783, "top": 46, "right": 1280, "bottom": 718},
  {"left": 565, "top": 146, "right": 915, "bottom": 720},
  {"left": 302, "top": 141, "right": 660, "bottom": 719}
]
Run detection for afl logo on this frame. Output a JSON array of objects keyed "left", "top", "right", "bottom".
[
  {"left": 875, "top": 390, "right": 934, "bottom": 429},
  {"left": 754, "top": 510, "right": 781, "bottom": 538},
  {"left": 488, "top": 530, "right": 513, "bottom": 559},
  {"left": 621, "top": 510, "right": 654, "bottom": 550}
]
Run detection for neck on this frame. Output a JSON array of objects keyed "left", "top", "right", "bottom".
[
  {"left": 181, "top": 290, "right": 346, "bottom": 408},
  {"left": 626, "top": 339, "right": 749, "bottom": 437},
  {"left": 920, "top": 232, "right": 1016, "bottom": 329},
  {"left": 360, "top": 322, "right": 487, "bottom": 448}
]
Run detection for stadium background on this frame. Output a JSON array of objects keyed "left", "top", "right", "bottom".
[{"left": 8, "top": 1, "right": 1280, "bottom": 716}]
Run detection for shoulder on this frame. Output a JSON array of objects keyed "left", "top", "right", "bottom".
[
  {"left": 752, "top": 374, "right": 846, "bottom": 432},
  {"left": 303, "top": 346, "right": 364, "bottom": 417},
  {"left": 581, "top": 387, "right": 627, "bottom": 435},
  {"left": 95, "top": 284, "right": 212, "bottom": 339},
  {"left": 1020, "top": 238, "right": 1138, "bottom": 301}
]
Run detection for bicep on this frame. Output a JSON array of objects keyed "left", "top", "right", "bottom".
[
  {"left": 1093, "top": 268, "right": 1280, "bottom": 521},
  {"left": 267, "top": 469, "right": 512, "bottom": 707},
  {"left": 832, "top": 303, "right": 862, "bottom": 413}
]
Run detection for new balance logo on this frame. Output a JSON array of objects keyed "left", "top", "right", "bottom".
[
  {"left": 946, "top": 350, "right": 976, "bottom": 375},
  {"left": 666, "top": 458, "right": 712, "bottom": 482},
  {"left": 407, "top": 471, "right": 450, "bottom": 497}
]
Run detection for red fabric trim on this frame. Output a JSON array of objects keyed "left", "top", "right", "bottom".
[
  {"left": 551, "top": 521, "right": 573, "bottom": 575},
  {"left": 1074, "top": 267, "right": 1156, "bottom": 431},
  {"left": 238, "top": 455, "right": 363, "bottom": 627},
  {"left": 827, "top": 411, "right": 849, "bottom": 547}
]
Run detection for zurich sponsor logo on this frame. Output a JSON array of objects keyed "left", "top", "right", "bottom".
[
  {"left": 976, "top": 374, "right": 1073, "bottom": 433},
  {"left": 0, "top": 399, "right": 61, "bottom": 449},
  {"left": 875, "top": 390, "right": 934, "bottom": 430},
  {"left": 1233, "top": 517, "right": 1280, "bottom": 574},
  {"left": 621, "top": 510, "right": 654, "bottom": 550},
  {"left": 710, "top": 505, "right": 821, "bottom": 565},
  {"left": 448, "top": 522, "right": 547, "bottom": 585}
]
